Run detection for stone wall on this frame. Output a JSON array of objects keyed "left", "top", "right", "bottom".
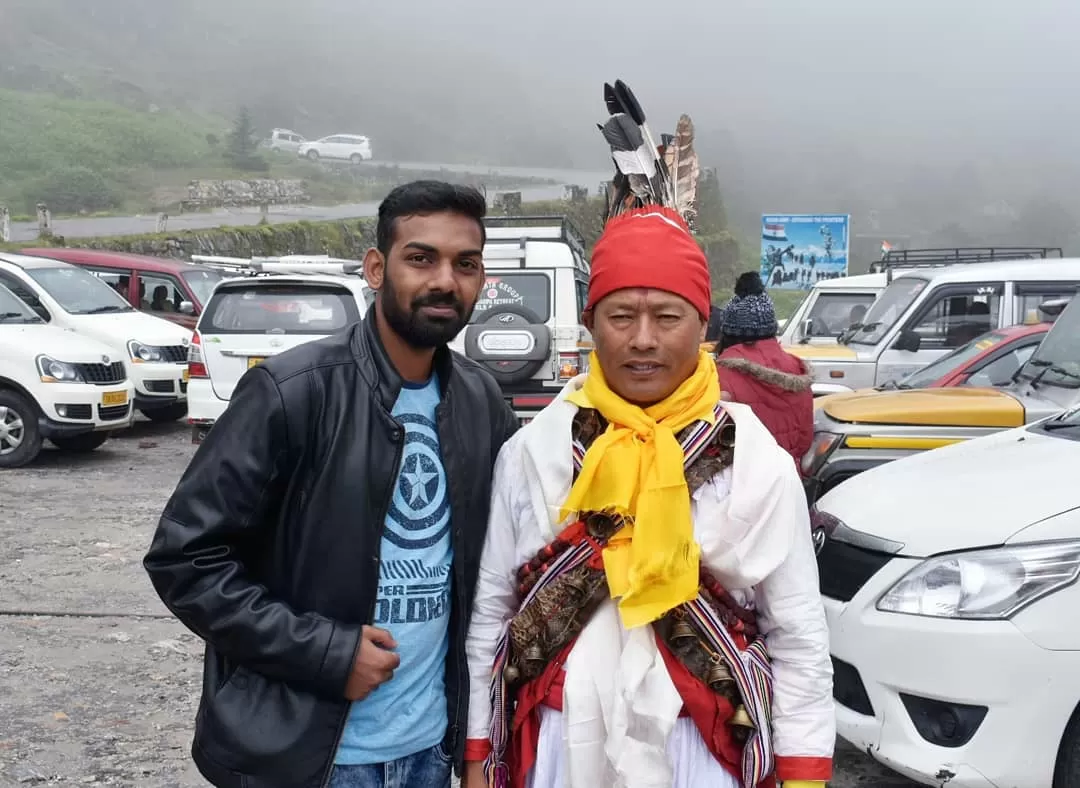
[
  {"left": 18, "top": 218, "right": 376, "bottom": 260},
  {"left": 182, "top": 178, "right": 311, "bottom": 210}
]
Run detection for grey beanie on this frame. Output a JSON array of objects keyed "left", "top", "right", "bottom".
[{"left": 721, "top": 272, "right": 778, "bottom": 340}]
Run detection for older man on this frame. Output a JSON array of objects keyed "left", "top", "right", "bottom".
[{"left": 461, "top": 203, "right": 834, "bottom": 788}]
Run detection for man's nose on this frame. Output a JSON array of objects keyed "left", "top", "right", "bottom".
[
  {"left": 427, "top": 258, "right": 458, "bottom": 292},
  {"left": 628, "top": 317, "right": 660, "bottom": 350}
]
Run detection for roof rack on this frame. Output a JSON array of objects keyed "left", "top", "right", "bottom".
[
  {"left": 190, "top": 254, "right": 364, "bottom": 277},
  {"left": 483, "top": 215, "right": 588, "bottom": 262},
  {"left": 868, "top": 246, "right": 1064, "bottom": 282}
]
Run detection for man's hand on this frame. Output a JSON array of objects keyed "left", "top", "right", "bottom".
[
  {"left": 343, "top": 626, "right": 400, "bottom": 701},
  {"left": 461, "top": 761, "right": 487, "bottom": 788}
]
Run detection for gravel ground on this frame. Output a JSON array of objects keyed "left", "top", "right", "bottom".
[{"left": 0, "top": 420, "right": 919, "bottom": 787}]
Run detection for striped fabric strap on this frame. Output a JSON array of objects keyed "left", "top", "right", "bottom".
[{"left": 483, "top": 403, "right": 774, "bottom": 787}]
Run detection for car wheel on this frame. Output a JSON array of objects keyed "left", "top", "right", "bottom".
[
  {"left": 50, "top": 432, "right": 110, "bottom": 453},
  {"left": 462, "top": 304, "right": 551, "bottom": 386},
  {"left": 350, "top": 153, "right": 363, "bottom": 165},
  {"left": 1054, "top": 703, "right": 1080, "bottom": 787},
  {"left": 0, "top": 390, "right": 43, "bottom": 469},
  {"left": 140, "top": 403, "right": 188, "bottom": 422},
  {"left": 306, "top": 149, "right": 320, "bottom": 161}
]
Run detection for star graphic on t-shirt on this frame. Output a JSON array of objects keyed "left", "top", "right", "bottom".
[{"left": 403, "top": 455, "right": 438, "bottom": 506}]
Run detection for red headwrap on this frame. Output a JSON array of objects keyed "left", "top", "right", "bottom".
[{"left": 585, "top": 206, "right": 711, "bottom": 320}]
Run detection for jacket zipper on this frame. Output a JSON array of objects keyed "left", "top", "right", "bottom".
[{"left": 318, "top": 416, "right": 405, "bottom": 788}]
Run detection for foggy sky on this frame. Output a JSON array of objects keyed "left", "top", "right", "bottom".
[{"left": 7, "top": 0, "right": 1080, "bottom": 247}]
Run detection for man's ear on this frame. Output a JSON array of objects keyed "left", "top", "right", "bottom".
[
  {"left": 363, "top": 247, "right": 386, "bottom": 290},
  {"left": 581, "top": 308, "right": 594, "bottom": 331},
  {"left": 697, "top": 315, "right": 708, "bottom": 342}
]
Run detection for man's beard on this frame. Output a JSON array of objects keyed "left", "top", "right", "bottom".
[{"left": 379, "top": 275, "right": 474, "bottom": 349}]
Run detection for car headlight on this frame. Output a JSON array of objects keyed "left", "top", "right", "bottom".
[
  {"left": 128, "top": 340, "right": 164, "bottom": 363},
  {"left": 36, "top": 355, "right": 84, "bottom": 383},
  {"left": 877, "top": 540, "right": 1080, "bottom": 620},
  {"left": 802, "top": 431, "right": 841, "bottom": 475}
]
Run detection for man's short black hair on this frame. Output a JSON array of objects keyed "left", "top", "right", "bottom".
[{"left": 376, "top": 180, "right": 488, "bottom": 257}]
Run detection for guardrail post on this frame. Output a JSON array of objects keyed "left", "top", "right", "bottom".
[
  {"left": 36, "top": 203, "right": 51, "bottom": 238},
  {"left": 0, "top": 207, "right": 10, "bottom": 243}
]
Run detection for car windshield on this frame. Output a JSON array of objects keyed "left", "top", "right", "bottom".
[
  {"left": 894, "top": 330, "right": 1010, "bottom": 389},
  {"left": 1017, "top": 296, "right": 1080, "bottom": 389},
  {"left": 200, "top": 284, "right": 361, "bottom": 334},
  {"left": 846, "top": 277, "right": 929, "bottom": 345},
  {"left": 181, "top": 269, "right": 224, "bottom": 306},
  {"left": 800, "top": 292, "right": 878, "bottom": 339},
  {"left": 0, "top": 283, "right": 42, "bottom": 323},
  {"left": 470, "top": 272, "right": 552, "bottom": 323},
  {"left": 25, "top": 265, "right": 135, "bottom": 315}
]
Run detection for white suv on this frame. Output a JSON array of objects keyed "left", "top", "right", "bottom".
[
  {"left": 0, "top": 282, "right": 135, "bottom": 468},
  {"left": 447, "top": 216, "right": 592, "bottom": 422},
  {"left": 0, "top": 253, "right": 194, "bottom": 422},
  {"left": 186, "top": 273, "right": 371, "bottom": 443},
  {"left": 297, "top": 134, "right": 373, "bottom": 163}
]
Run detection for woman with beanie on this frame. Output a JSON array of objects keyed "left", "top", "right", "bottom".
[{"left": 717, "top": 272, "right": 814, "bottom": 472}]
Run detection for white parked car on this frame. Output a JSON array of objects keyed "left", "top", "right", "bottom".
[
  {"left": 0, "top": 282, "right": 135, "bottom": 468},
  {"left": 813, "top": 409, "right": 1080, "bottom": 787},
  {"left": 263, "top": 127, "right": 306, "bottom": 153},
  {"left": 297, "top": 134, "right": 373, "bottom": 163},
  {"left": 186, "top": 273, "right": 371, "bottom": 443},
  {"left": 0, "top": 253, "right": 193, "bottom": 422}
]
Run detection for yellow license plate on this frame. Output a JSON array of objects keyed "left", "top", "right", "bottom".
[
  {"left": 102, "top": 390, "right": 128, "bottom": 406},
  {"left": 182, "top": 368, "right": 190, "bottom": 382},
  {"left": 247, "top": 356, "right": 266, "bottom": 369}
]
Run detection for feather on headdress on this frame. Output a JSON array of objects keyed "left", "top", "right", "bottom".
[{"left": 598, "top": 80, "right": 700, "bottom": 232}]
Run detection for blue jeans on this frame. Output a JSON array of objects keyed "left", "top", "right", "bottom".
[{"left": 329, "top": 744, "right": 453, "bottom": 788}]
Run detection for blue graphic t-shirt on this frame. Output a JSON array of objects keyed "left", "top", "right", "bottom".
[{"left": 335, "top": 374, "right": 452, "bottom": 765}]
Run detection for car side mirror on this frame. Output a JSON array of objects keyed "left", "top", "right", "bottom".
[
  {"left": 179, "top": 301, "right": 195, "bottom": 315},
  {"left": 893, "top": 329, "right": 922, "bottom": 353},
  {"left": 802, "top": 318, "right": 814, "bottom": 338}
]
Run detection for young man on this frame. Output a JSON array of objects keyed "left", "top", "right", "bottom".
[
  {"left": 144, "top": 180, "right": 519, "bottom": 788},
  {"left": 462, "top": 206, "right": 833, "bottom": 788}
]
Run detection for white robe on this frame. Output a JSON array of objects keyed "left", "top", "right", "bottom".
[{"left": 465, "top": 376, "right": 835, "bottom": 788}]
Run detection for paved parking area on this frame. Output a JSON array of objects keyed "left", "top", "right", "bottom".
[{"left": 0, "top": 420, "right": 919, "bottom": 787}]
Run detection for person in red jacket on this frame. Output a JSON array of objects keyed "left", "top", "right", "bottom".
[{"left": 717, "top": 272, "right": 814, "bottom": 472}]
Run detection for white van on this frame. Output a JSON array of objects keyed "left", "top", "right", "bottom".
[
  {"left": 812, "top": 408, "right": 1080, "bottom": 787},
  {"left": 186, "top": 270, "right": 370, "bottom": 443},
  {"left": 0, "top": 253, "right": 193, "bottom": 422},
  {"left": 786, "top": 258, "right": 1080, "bottom": 395},
  {"left": 0, "top": 282, "right": 135, "bottom": 468}
]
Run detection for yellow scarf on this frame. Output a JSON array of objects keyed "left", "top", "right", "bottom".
[{"left": 561, "top": 349, "right": 720, "bottom": 629}]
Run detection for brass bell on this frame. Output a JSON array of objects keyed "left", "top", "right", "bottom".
[
  {"left": 503, "top": 664, "right": 520, "bottom": 684},
  {"left": 671, "top": 618, "right": 698, "bottom": 644},
  {"left": 730, "top": 705, "right": 755, "bottom": 730},
  {"left": 707, "top": 659, "right": 733, "bottom": 689},
  {"left": 523, "top": 644, "right": 545, "bottom": 666}
]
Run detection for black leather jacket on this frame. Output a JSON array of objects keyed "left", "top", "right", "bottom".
[{"left": 144, "top": 316, "right": 518, "bottom": 788}]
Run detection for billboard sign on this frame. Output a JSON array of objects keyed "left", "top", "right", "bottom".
[{"left": 760, "top": 214, "right": 850, "bottom": 290}]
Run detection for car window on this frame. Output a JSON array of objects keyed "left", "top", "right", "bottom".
[
  {"left": 0, "top": 272, "right": 51, "bottom": 320},
  {"left": 907, "top": 288, "right": 1002, "bottom": 350},
  {"left": 140, "top": 273, "right": 186, "bottom": 315},
  {"left": 896, "top": 330, "right": 1008, "bottom": 388},
  {"left": 575, "top": 278, "right": 589, "bottom": 320},
  {"left": 848, "top": 277, "right": 929, "bottom": 345},
  {"left": 471, "top": 273, "right": 551, "bottom": 323},
  {"left": 24, "top": 266, "right": 134, "bottom": 315},
  {"left": 803, "top": 292, "right": 876, "bottom": 337},
  {"left": 964, "top": 342, "right": 1041, "bottom": 388},
  {"left": 81, "top": 265, "right": 133, "bottom": 301},
  {"left": 1017, "top": 291, "right": 1077, "bottom": 324},
  {"left": 180, "top": 269, "right": 223, "bottom": 307},
  {"left": 0, "top": 283, "right": 41, "bottom": 323},
  {"left": 200, "top": 284, "right": 361, "bottom": 335}
]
